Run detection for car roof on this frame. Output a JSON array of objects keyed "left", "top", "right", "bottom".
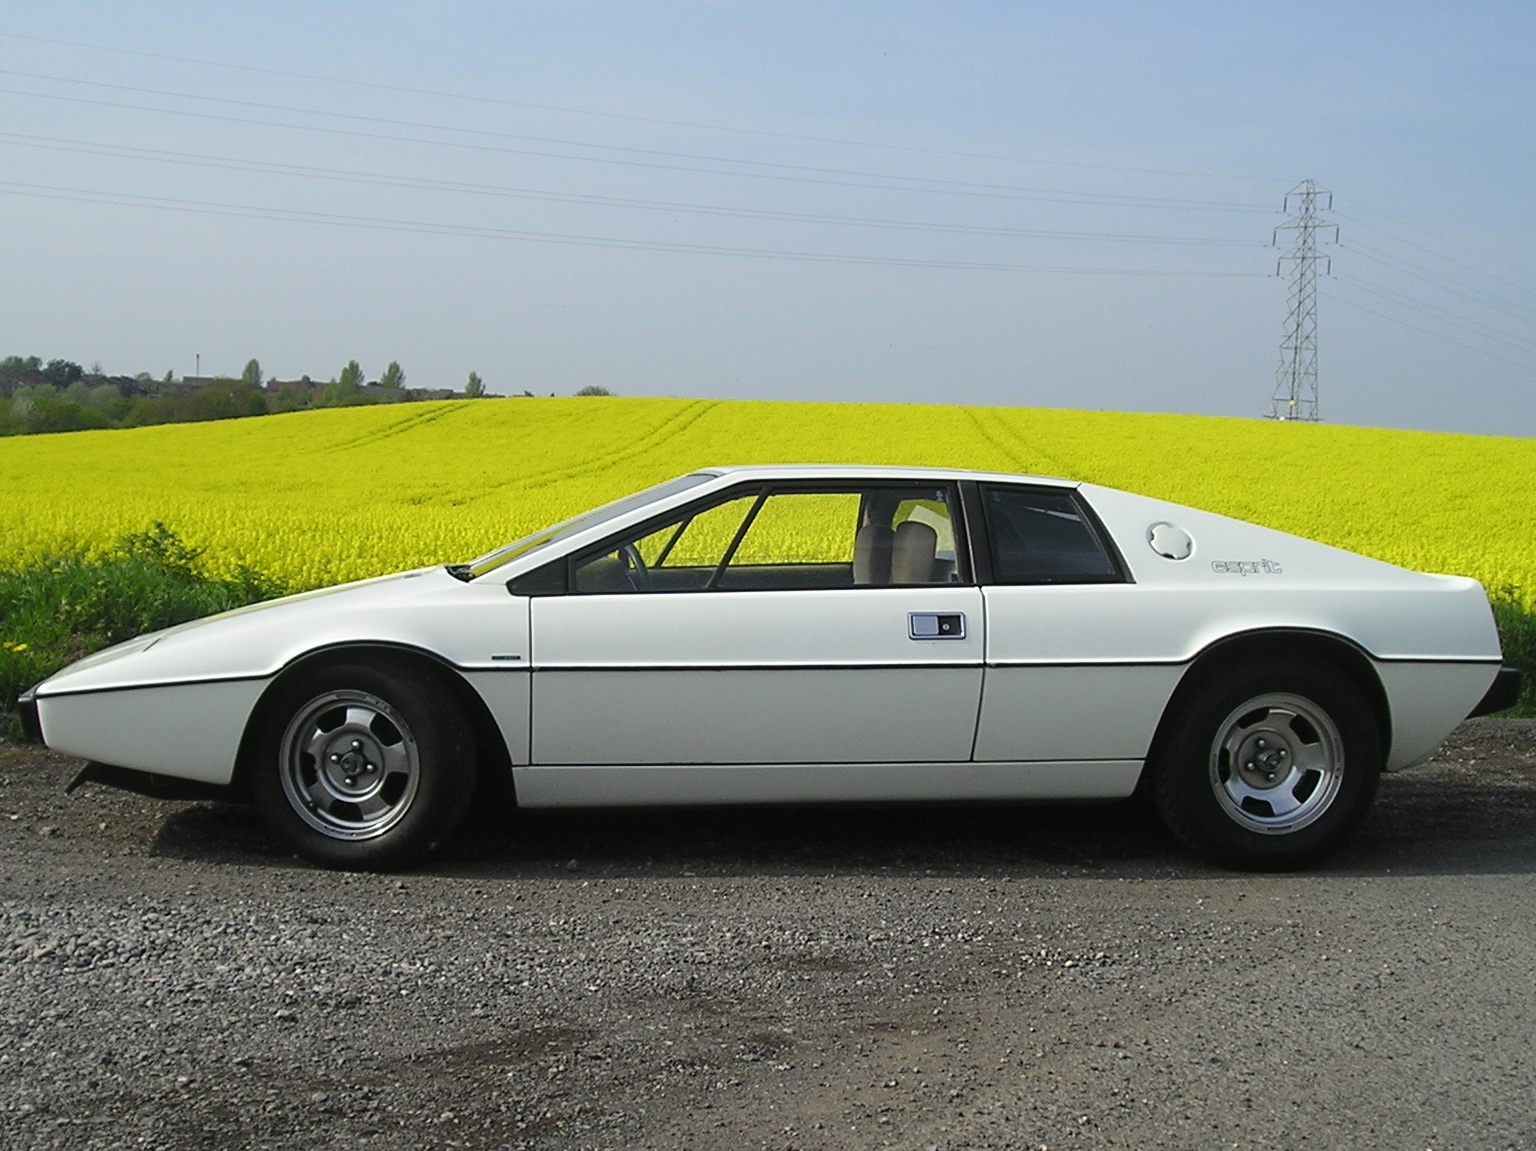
[{"left": 691, "top": 464, "right": 1078, "bottom": 487}]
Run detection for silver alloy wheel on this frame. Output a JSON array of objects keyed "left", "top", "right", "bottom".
[
  {"left": 279, "top": 690, "right": 421, "bottom": 841},
  {"left": 1208, "top": 692, "right": 1345, "bottom": 835}
]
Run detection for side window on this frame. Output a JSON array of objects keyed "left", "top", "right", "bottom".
[
  {"left": 573, "top": 494, "right": 757, "bottom": 593},
  {"left": 718, "top": 486, "right": 963, "bottom": 590},
  {"left": 571, "top": 484, "right": 967, "bottom": 593},
  {"left": 981, "top": 486, "right": 1121, "bottom": 584},
  {"left": 717, "top": 492, "right": 860, "bottom": 590},
  {"left": 639, "top": 496, "right": 758, "bottom": 570}
]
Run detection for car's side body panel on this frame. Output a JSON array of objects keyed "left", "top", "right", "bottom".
[
  {"left": 973, "top": 663, "right": 1186, "bottom": 762},
  {"left": 529, "top": 586, "right": 984, "bottom": 764},
  {"left": 511, "top": 758, "right": 1143, "bottom": 807},
  {"left": 1069, "top": 483, "right": 1502, "bottom": 772},
  {"left": 974, "top": 582, "right": 1501, "bottom": 769},
  {"left": 37, "top": 679, "right": 269, "bottom": 783},
  {"left": 1375, "top": 660, "right": 1500, "bottom": 769},
  {"left": 39, "top": 669, "right": 531, "bottom": 788},
  {"left": 459, "top": 669, "right": 533, "bottom": 767},
  {"left": 981, "top": 582, "right": 1500, "bottom": 666},
  {"left": 534, "top": 667, "right": 984, "bottom": 766},
  {"left": 35, "top": 569, "right": 527, "bottom": 695},
  {"left": 33, "top": 572, "right": 530, "bottom": 781},
  {"left": 1051, "top": 485, "right": 1501, "bottom": 663},
  {"left": 529, "top": 586, "right": 983, "bottom": 669}
]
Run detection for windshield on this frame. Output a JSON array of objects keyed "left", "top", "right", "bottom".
[{"left": 463, "top": 472, "right": 715, "bottom": 578}]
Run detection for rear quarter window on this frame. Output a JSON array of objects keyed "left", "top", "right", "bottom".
[{"left": 981, "top": 486, "right": 1123, "bottom": 584}]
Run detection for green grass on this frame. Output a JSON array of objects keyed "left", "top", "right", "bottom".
[
  {"left": 0, "top": 526, "right": 284, "bottom": 735},
  {"left": 1489, "top": 597, "right": 1536, "bottom": 715}
]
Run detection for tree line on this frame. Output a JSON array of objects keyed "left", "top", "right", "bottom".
[{"left": 0, "top": 356, "right": 589, "bottom": 438}]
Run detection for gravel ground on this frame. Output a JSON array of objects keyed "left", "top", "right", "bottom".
[{"left": 2, "top": 719, "right": 1534, "bottom": 1151}]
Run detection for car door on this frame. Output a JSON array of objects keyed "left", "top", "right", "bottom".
[{"left": 527, "top": 481, "right": 984, "bottom": 786}]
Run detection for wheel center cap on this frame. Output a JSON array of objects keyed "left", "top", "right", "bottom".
[
  {"left": 325, "top": 737, "right": 380, "bottom": 795},
  {"left": 1237, "top": 732, "right": 1291, "bottom": 788}
]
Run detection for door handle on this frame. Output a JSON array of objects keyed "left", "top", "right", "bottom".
[{"left": 909, "top": 612, "right": 966, "bottom": 639}]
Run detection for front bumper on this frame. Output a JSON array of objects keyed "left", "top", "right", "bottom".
[
  {"left": 17, "top": 684, "right": 42, "bottom": 742},
  {"left": 1468, "top": 666, "right": 1523, "bottom": 718}
]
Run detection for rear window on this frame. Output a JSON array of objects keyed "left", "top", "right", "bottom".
[{"left": 980, "top": 486, "right": 1122, "bottom": 584}]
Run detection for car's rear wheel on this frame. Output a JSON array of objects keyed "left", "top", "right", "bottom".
[
  {"left": 252, "top": 663, "right": 476, "bottom": 869},
  {"left": 1153, "top": 659, "right": 1382, "bottom": 869}
]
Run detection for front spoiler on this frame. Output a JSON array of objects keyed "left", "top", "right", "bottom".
[{"left": 65, "top": 761, "right": 237, "bottom": 803}]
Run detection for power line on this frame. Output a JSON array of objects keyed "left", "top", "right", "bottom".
[
  {"left": 1324, "top": 200, "right": 1536, "bottom": 371},
  {"left": 0, "top": 70, "right": 1275, "bottom": 212},
  {"left": 1302, "top": 194, "right": 1536, "bottom": 372},
  {"left": 1333, "top": 273, "right": 1536, "bottom": 359},
  {"left": 1322, "top": 288, "right": 1536, "bottom": 374},
  {"left": 0, "top": 29, "right": 1284, "bottom": 185},
  {"left": 1340, "top": 238, "right": 1536, "bottom": 325},
  {"left": 0, "top": 179, "right": 1273, "bottom": 276},
  {"left": 0, "top": 83, "right": 1268, "bottom": 212},
  {"left": 0, "top": 132, "right": 1268, "bottom": 248},
  {"left": 1335, "top": 209, "right": 1536, "bottom": 298}
]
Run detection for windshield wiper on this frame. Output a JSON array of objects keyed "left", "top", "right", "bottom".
[{"left": 444, "top": 564, "right": 474, "bottom": 582}]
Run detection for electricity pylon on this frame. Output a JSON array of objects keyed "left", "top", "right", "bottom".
[{"left": 1271, "top": 180, "right": 1336, "bottom": 421}]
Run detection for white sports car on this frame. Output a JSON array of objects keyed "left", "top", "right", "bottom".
[{"left": 20, "top": 466, "right": 1519, "bottom": 870}]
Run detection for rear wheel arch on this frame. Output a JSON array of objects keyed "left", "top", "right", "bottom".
[
  {"left": 1146, "top": 629, "right": 1392, "bottom": 772},
  {"left": 232, "top": 643, "right": 513, "bottom": 804}
]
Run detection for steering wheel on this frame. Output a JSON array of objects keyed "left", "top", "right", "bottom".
[{"left": 618, "top": 542, "right": 653, "bottom": 591}]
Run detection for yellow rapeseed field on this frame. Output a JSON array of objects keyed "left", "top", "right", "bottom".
[{"left": 2, "top": 397, "right": 1534, "bottom": 605}]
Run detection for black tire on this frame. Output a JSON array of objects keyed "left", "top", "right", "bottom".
[
  {"left": 252, "top": 662, "right": 477, "bottom": 870},
  {"left": 1152, "top": 659, "right": 1382, "bottom": 870}
]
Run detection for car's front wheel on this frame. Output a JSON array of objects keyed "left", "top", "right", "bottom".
[
  {"left": 252, "top": 663, "right": 477, "bottom": 869},
  {"left": 1153, "top": 659, "right": 1382, "bottom": 869}
]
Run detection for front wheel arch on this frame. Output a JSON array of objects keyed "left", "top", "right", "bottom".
[{"left": 232, "top": 643, "right": 513, "bottom": 806}]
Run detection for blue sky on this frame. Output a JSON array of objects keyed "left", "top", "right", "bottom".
[{"left": 2, "top": 2, "right": 1533, "bottom": 434}]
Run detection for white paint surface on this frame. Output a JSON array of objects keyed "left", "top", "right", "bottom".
[{"left": 512, "top": 759, "right": 1143, "bottom": 807}]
